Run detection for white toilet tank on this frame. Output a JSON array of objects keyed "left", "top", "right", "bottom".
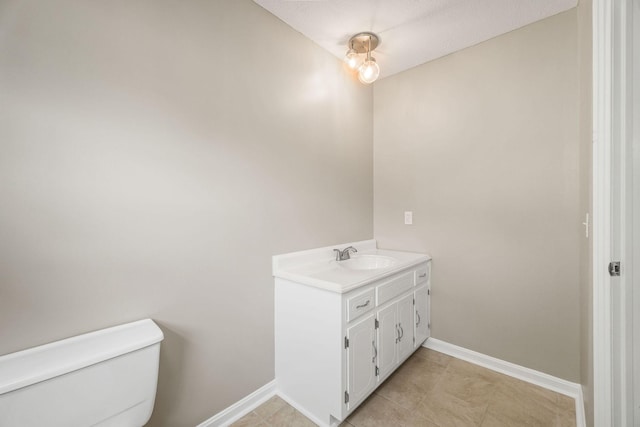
[{"left": 0, "top": 319, "right": 164, "bottom": 427}]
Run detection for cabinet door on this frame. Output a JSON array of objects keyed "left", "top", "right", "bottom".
[
  {"left": 414, "top": 286, "right": 430, "bottom": 347},
  {"left": 346, "top": 314, "right": 376, "bottom": 409},
  {"left": 396, "top": 293, "right": 414, "bottom": 361},
  {"left": 376, "top": 304, "right": 397, "bottom": 380}
]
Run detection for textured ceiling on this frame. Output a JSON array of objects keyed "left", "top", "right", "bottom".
[{"left": 253, "top": 0, "right": 578, "bottom": 80}]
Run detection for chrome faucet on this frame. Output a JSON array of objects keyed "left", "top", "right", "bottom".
[{"left": 333, "top": 246, "right": 357, "bottom": 261}]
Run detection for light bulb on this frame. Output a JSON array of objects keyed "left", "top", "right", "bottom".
[
  {"left": 344, "top": 49, "right": 362, "bottom": 70},
  {"left": 358, "top": 57, "right": 380, "bottom": 84}
]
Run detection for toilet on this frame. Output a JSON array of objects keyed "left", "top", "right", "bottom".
[{"left": 0, "top": 319, "right": 164, "bottom": 427}]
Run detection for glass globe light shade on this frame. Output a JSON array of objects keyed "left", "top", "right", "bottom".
[
  {"left": 358, "top": 57, "right": 380, "bottom": 84},
  {"left": 344, "top": 49, "right": 362, "bottom": 70}
]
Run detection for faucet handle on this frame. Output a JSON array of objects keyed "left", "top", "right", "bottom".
[
  {"left": 342, "top": 246, "right": 358, "bottom": 260},
  {"left": 334, "top": 246, "right": 357, "bottom": 261}
]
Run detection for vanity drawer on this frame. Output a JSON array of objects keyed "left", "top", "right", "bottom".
[
  {"left": 416, "top": 265, "right": 429, "bottom": 285},
  {"left": 377, "top": 272, "right": 413, "bottom": 306},
  {"left": 347, "top": 289, "right": 375, "bottom": 322}
]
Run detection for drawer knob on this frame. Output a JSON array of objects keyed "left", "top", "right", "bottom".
[{"left": 418, "top": 273, "right": 427, "bottom": 278}]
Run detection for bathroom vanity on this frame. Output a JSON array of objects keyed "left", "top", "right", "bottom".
[{"left": 273, "top": 240, "right": 431, "bottom": 427}]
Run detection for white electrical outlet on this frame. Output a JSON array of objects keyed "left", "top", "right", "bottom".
[{"left": 404, "top": 211, "right": 413, "bottom": 225}]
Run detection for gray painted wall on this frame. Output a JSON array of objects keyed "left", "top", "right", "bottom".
[
  {"left": 373, "top": 10, "right": 585, "bottom": 382},
  {"left": 0, "top": 1, "right": 372, "bottom": 426}
]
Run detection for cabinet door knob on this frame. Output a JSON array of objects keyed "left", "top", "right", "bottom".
[
  {"left": 418, "top": 273, "right": 427, "bottom": 278},
  {"left": 372, "top": 340, "right": 377, "bottom": 363},
  {"left": 416, "top": 311, "right": 421, "bottom": 327},
  {"left": 398, "top": 323, "right": 404, "bottom": 341}
]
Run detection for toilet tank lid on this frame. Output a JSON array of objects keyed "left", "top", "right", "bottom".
[{"left": 0, "top": 318, "right": 164, "bottom": 395}]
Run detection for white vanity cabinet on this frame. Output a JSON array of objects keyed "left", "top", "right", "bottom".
[
  {"left": 376, "top": 292, "right": 415, "bottom": 381},
  {"left": 274, "top": 251, "right": 431, "bottom": 427},
  {"left": 414, "top": 263, "right": 431, "bottom": 346},
  {"left": 345, "top": 314, "right": 376, "bottom": 408}
]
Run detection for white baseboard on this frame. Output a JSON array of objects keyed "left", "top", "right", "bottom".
[
  {"left": 196, "top": 380, "right": 276, "bottom": 427},
  {"left": 276, "top": 391, "right": 334, "bottom": 427},
  {"left": 423, "top": 338, "right": 586, "bottom": 427}
]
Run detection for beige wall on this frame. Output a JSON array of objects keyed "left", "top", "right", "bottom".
[
  {"left": 374, "top": 10, "right": 584, "bottom": 381},
  {"left": 0, "top": 1, "right": 372, "bottom": 426}
]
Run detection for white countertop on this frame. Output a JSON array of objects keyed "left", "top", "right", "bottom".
[{"left": 273, "top": 240, "right": 431, "bottom": 293}]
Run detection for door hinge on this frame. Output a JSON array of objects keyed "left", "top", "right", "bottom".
[
  {"left": 344, "top": 336, "right": 349, "bottom": 349},
  {"left": 413, "top": 297, "right": 415, "bottom": 305},
  {"left": 428, "top": 322, "right": 431, "bottom": 329},
  {"left": 375, "top": 366, "right": 379, "bottom": 376},
  {"left": 428, "top": 289, "right": 430, "bottom": 296},
  {"left": 345, "top": 391, "right": 349, "bottom": 404},
  {"left": 609, "top": 261, "right": 621, "bottom": 277},
  {"left": 374, "top": 319, "right": 379, "bottom": 329}
]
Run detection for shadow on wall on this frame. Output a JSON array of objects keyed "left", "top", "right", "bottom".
[{"left": 147, "top": 323, "right": 188, "bottom": 426}]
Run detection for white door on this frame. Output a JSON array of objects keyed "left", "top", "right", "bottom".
[
  {"left": 594, "top": 0, "right": 638, "bottom": 424},
  {"left": 376, "top": 304, "right": 397, "bottom": 380},
  {"left": 346, "top": 314, "right": 376, "bottom": 409},
  {"left": 396, "top": 293, "right": 414, "bottom": 361},
  {"left": 414, "top": 286, "right": 429, "bottom": 347}
]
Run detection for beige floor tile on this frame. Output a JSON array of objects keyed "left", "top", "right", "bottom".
[
  {"left": 557, "top": 411, "right": 577, "bottom": 427},
  {"left": 265, "top": 403, "right": 317, "bottom": 427},
  {"left": 556, "top": 395, "right": 577, "bottom": 427},
  {"left": 479, "top": 411, "right": 512, "bottom": 427},
  {"left": 394, "top": 354, "right": 448, "bottom": 393},
  {"left": 254, "top": 395, "right": 288, "bottom": 420},
  {"left": 413, "top": 347, "right": 453, "bottom": 367},
  {"left": 482, "top": 406, "right": 554, "bottom": 427},
  {"left": 347, "top": 394, "right": 405, "bottom": 427},
  {"left": 230, "top": 411, "right": 267, "bottom": 427},
  {"left": 347, "top": 393, "right": 436, "bottom": 427},
  {"left": 415, "top": 385, "right": 488, "bottom": 427},
  {"left": 375, "top": 370, "right": 430, "bottom": 410},
  {"left": 399, "top": 412, "right": 441, "bottom": 427},
  {"left": 557, "top": 394, "right": 576, "bottom": 412},
  {"left": 447, "top": 359, "right": 510, "bottom": 385},
  {"left": 437, "top": 362, "right": 496, "bottom": 407},
  {"left": 484, "top": 388, "right": 557, "bottom": 427},
  {"left": 493, "top": 374, "right": 558, "bottom": 409}
]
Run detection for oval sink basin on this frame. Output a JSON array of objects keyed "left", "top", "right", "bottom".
[{"left": 338, "top": 255, "right": 396, "bottom": 270}]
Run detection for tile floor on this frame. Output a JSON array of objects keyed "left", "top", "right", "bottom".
[{"left": 231, "top": 348, "right": 577, "bottom": 427}]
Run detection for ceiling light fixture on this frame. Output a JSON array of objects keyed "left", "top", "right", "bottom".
[{"left": 344, "top": 32, "right": 380, "bottom": 85}]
